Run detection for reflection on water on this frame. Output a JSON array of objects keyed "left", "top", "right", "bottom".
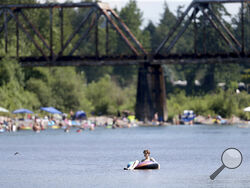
[{"left": 0, "top": 125, "right": 249, "bottom": 188}]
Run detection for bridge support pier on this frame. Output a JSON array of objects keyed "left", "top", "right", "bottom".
[{"left": 135, "top": 64, "right": 167, "bottom": 122}]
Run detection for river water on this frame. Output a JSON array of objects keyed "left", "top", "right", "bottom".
[{"left": 0, "top": 124, "right": 250, "bottom": 188}]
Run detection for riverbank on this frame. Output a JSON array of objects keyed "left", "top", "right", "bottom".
[{"left": 0, "top": 114, "right": 250, "bottom": 133}]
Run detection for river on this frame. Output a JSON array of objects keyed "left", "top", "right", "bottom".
[{"left": 0, "top": 124, "right": 250, "bottom": 188}]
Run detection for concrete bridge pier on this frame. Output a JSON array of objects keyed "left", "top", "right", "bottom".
[{"left": 135, "top": 64, "right": 168, "bottom": 122}]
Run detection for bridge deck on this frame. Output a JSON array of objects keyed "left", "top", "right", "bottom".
[
  {"left": 194, "top": 0, "right": 249, "bottom": 3},
  {"left": 0, "top": 0, "right": 247, "bottom": 9},
  {"left": 1, "top": 53, "right": 248, "bottom": 66},
  {"left": 0, "top": 3, "right": 97, "bottom": 9}
]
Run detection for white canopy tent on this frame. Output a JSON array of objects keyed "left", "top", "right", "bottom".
[
  {"left": 243, "top": 107, "right": 250, "bottom": 112},
  {"left": 0, "top": 107, "right": 9, "bottom": 113}
]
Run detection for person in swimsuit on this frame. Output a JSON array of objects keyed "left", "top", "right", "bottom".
[{"left": 141, "top": 150, "right": 156, "bottom": 162}]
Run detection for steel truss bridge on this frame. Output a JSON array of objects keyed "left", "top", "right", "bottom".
[
  {"left": 0, "top": 0, "right": 249, "bottom": 121},
  {"left": 0, "top": 0, "right": 249, "bottom": 66}
]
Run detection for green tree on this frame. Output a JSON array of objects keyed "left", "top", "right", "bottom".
[
  {"left": 155, "top": 2, "right": 176, "bottom": 51},
  {"left": 0, "top": 58, "right": 40, "bottom": 110},
  {"left": 111, "top": 0, "right": 144, "bottom": 86},
  {"left": 49, "top": 67, "right": 92, "bottom": 112},
  {"left": 26, "top": 78, "right": 53, "bottom": 107},
  {"left": 86, "top": 75, "right": 114, "bottom": 114},
  {"left": 86, "top": 75, "right": 136, "bottom": 115},
  {"left": 143, "top": 20, "right": 156, "bottom": 51},
  {"left": 232, "top": 3, "right": 250, "bottom": 53},
  {"left": 0, "top": 57, "right": 24, "bottom": 87}
]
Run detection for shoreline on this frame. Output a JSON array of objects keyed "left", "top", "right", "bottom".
[{"left": 0, "top": 114, "right": 250, "bottom": 133}]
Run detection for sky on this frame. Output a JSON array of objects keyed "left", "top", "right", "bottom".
[{"left": 40, "top": 0, "right": 241, "bottom": 27}]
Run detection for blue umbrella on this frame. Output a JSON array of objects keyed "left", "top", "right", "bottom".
[
  {"left": 40, "top": 107, "right": 62, "bottom": 114},
  {"left": 13, "top": 108, "right": 33, "bottom": 114},
  {"left": 75, "top": 111, "right": 86, "bottom": 119}
]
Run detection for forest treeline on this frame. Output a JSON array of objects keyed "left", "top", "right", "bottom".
[{"left": 0, "top": 0, "right": 249, "bottom": 119}]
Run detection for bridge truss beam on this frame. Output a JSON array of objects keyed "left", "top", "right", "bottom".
[
  {"left": 155, "top": 0, "right": 249, "bottom": 57},
  {"left": 0, "top": 2, "right": 147, "bottom": 64}
]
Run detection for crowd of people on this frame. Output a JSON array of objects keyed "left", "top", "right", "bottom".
[
  {"left": 0, "top": 112, "right": 139, "bottom": 133},
  {"left": 1, "top": 110, "right": 248, "bottom": 133}
]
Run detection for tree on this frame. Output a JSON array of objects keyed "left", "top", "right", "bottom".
[
  {"left": 26, "top": 78, "right": 53, "bottom": 107},
  {"left": 232, "top": 3, "right": 250, "bottom": 56},
  {"left": 86, "top": 75, "right": 136, "bottom": 115},
  {"left": 86, "top": 75, "right": 114, "bottom": 114},
  {"left": 49, "top": 67, "right": 92, "bottom": 112},
  {"left": 143, "top": 20, "right": 156, "bottom": 51},
  {"left": 0, "top": 58, "right": 40, "bottom": 110},
  {"left": 113, "top": 0, "right": 145, "bottom": 87},
  {"left": 155, "top": 2, "right": 176, "bottom": 51}
]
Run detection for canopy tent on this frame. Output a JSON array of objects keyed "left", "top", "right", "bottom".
[
  {"left": 40, "top": 107, "right": 62, "bottom": 114},
  {"left": 244, "top": 107, "right": 250, "bottom": 112},
  {"left": 75, "top": 111, "right": 87, "bottom": 119},
  {"left": 12, "top": 109, "right": 33, "bottom": 114},
  {"left": 0, "top": 107, "right": 9, "bottom": 113}
]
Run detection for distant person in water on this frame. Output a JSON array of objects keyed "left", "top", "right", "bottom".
[
  {"left": 141, "top": 150, "right": 156, "bottom": 162},
  {"left": 152, "top": 113, "right": 159, "bottom": 125}
]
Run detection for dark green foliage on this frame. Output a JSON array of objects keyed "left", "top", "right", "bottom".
[
  {"left": 0, "top": 57, "right": 24, "bottom": 87},
  {"left": 144, "top": 21, "right": 156, "bottom": 51},
  {"left": 168, "top": 90, "right": 250, "bottom": 119},
  {"left": 26, "top": 78, "right": 53, "bottom": 107},
  {"left": 0, "top": 58, "right": 40, "bottom": 110},
  {"left": 86, "top": 75, "right": 136, "bottom": 115},
  {"left": 112, "top": 0, "right": 145, "bottom": 87},
  {"left": 232, "top": 3, "right": 250, "bottom": 54},
  {"left": 153, "top": 2, "right": 176, "bottom": 51}
]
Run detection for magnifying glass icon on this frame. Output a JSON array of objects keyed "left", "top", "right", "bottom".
[{"left": 210, "top": 148, "right": 243, "bottom": 180}]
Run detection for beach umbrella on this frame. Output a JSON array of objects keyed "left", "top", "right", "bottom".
[
  {"left": 40, "top": 107, "right": 62, "bottom": 114},
  {"left": 244, "top": 107, "right": 250, "bottom": 112},
  {"left": 75, "top": 111, "right": 86, "bottom": 119},
  {"left": 12, "top": 108, "right": 33, "bottom": 114},
  {"left": 0, "top": 107, "right": 9, "bottom": 113}
]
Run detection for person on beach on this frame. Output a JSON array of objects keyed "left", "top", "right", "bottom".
[
  {"left": 33, "top": 122, "right": 41, "bottom": 132},
  {"left": 112, "top": 117, "right": 117, "bottom": 129}
]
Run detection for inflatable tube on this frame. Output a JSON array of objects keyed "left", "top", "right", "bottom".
[
  {"left": 105, "top": 125, "right": 112, "bottom": 129},
  {"left": 127, "top": 161, "right": 134, "bottom": 168},
  {"left": 134, "top": 161, "right": 159, "bottom": 170},
  {"left": 76, "top": 129, "right": 82, "bottom": 133},
  {"left": 51, "top": 125, "right": 60, "bottom": 129},
  {"left": 20, "top": 126, "right": 32, "bottom": 130}
]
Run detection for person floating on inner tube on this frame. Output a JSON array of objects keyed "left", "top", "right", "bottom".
[
  {"left": 141, "top": 150, "right": 156, "bottom": 162},
  {"left": 125, "top": 149, "right": 159, "bottom": 170}
]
